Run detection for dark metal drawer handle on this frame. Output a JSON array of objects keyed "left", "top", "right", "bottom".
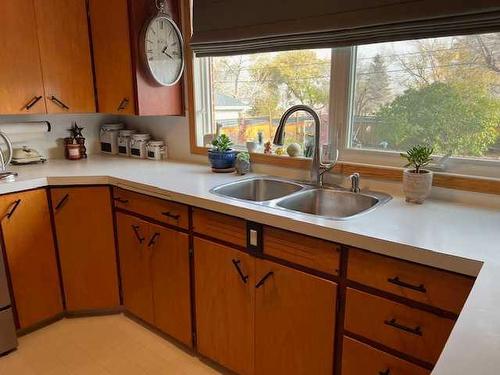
[
  {"left": 113, "top": 197, "right": 129, "bottom": 204},
  {"left": 232, "top": 259, "right": 248, "bottom": 284},
  {"left": 384, "top": 318, "right": 422, "bottom": 336},
  {"left": 147, "top": 232, "right": 160, "bottom": 247},
  {"left": 55, "top": 194, "right": 70, "bottom": 211},
  {"left": 131, "top": 225, "right": 145, "bottom": 244},
  {"left": 49, "top": 95, "right": 70, "bottom": 110},
  {"left": 379, "top": 369, "right": 391, "bottom": 375},
  {"left": 388, "top": 276, "right": 427, "bottom": 293},
  {"left": 255, "top": 271, "right": 274, "bottom": 289},
  {"left": 4, "top": 199, "right": 21, "bottom": 220},
  {"left": 24, "top": 96, "right": 43, "bottom": 110},
  {"left": 117, "top": 97, "right": 129, "bottom": 111},
  {"left": 162, "top": 211, "right": 180, "bottom": 221}
]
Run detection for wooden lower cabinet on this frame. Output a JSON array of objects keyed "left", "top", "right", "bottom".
[
  {"left": 51, "top": 187, "right": 119, "bottom": 311},
  {"left": 0, "top": 189, "right": 62, "bottom": 329},
  {"left": 117, "top": 212, "right": 192, "bottom": 346},
  {"left": 255, "top": 259, "right": 337, "bottom": 375},
  {"left": 194, "top": 237, "right": 255, "bottom": 375},
  {"left": 342, "top": 336, "right": 430, "bottom": 375}
]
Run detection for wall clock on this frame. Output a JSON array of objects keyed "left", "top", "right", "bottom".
[{"left": 142, "top": 0, "right": 184, "bottom": 86}]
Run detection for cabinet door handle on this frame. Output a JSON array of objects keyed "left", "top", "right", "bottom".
[
  {"left": 147, "top": 232, "right": 160, "bottom": 247},
  {"left": 24, "top": 96, "right": 43, "bottom": 111},
  {"left": 131, "top": 225, "right": 145, "bottom": 244},
  {"left": 255, "top": 271, "right": 274, "bottom": 289},
  {"left": 384, "top": 318, "right": 422, "bottom": 336},
  {"left": 231, "top": 259, "right": 248, "bottom": 284},
  {"left": 49, "top": 95, "right": 70, "bottom": 110},
  {"left": 54, "top": 194, "right": 70, "bottom": 211},
  {"left": 3, "top": 199, "right": 21, "bottom": 220},
  {"left": 117, "top": 97, "right": 129, "bottom": 111},
  {"left": 113, "top": 197, "right": 129, "bottom": 204},
  {"left": 161, "top": 211, "right": 180, "bottom": 221},
  {"left": 379, "top": 369, "right": 391, "bottom": 375},
  {"left": 387, "top": 276, "right": 426, "bottom": 293}
]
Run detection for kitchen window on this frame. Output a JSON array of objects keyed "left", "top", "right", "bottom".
[{"left": 193, "top": 32, "right": 500, "bottom": 178}]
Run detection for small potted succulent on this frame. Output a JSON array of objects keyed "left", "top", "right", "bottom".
[
  {"left": 400, "top": 145, "right": 434, "bottom": 204},
  {"left": 208, "top": 134, "right": 238, "bottom": 172},
  {"left": 235, "top": 152, "right": 250, "bottom": 175}
]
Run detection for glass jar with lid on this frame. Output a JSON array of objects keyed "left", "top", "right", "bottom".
[
  {"left": 100, "top": 123, "right": 124, "bottom": 154},
  {"left": 130, "top": 134, "right": 151, "bottom": 158},
  {"left": 146, "top": 140, "right": 166, "bottom": 160},
  {"left": 117, "top": 130, "right": 136, "bottom": 157}
]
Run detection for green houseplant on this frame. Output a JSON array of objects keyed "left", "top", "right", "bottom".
[
  {"left": 208, "top": 134, "right": 238, "bottom": 172},
  {"left": 400, "top": 145, "right": 434, "bottom": 204}
]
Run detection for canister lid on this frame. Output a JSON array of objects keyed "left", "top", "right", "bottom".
[
  {"left": 101, "top": 123, "right": 124, "bottom": 130},
  {"left": 119, "top": 129, "right": 136, "bottom": 136},
  {"left": 131, "top": 133, "right": 151, "bottom": 141},
  {"left": 147, "top": 140, "right": 164, "bottom": 146}
]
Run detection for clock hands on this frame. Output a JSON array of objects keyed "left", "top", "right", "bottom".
[{"left": 162, "top": 46, "right": 174, "bottom": 59}]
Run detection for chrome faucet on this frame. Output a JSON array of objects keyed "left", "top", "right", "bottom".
[
  {"left": 273, "top": 105, "right": 337, "bottom": 187},
  {"left": 349, "top": 173, "right": 360, "bottom": 193}
]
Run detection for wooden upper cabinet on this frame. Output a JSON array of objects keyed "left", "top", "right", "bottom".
[
  {"left": 51, "top": 187, "right": 119, "bottom": 312},
  {"left": 0, "top": 0, "right": 46, "bottom": 114},
  {"left": 194, "top": 238, "right": 255, "bottom": 375},
  {"left": 88, "top": 0, "right": 135, "bottom": 115},
  {"left": 89, "top": 0, "right": 184, "bottom": 115},
  {"left": 150, "top": 223, "right": 191, "bottom": 347},
  {"left": 116, "top": 212, "right": 155, "bottom": 324},
  {"left": 34, "top": 0, "right": 95, "bottom": 113},
  {"left": 0, "top": 189, "right": 63, "bottom": 329},
  {"left": 254, "top": 259, "right": 336, "bottom": 375}
]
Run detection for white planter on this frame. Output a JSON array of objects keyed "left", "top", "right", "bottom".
[{"left": 403, "top": 169, "right": 433, "bottom": 204}]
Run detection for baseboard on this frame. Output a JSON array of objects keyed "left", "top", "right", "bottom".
[
  {"left": 17, "top": 312, "right": 65, "bottom": 337},
  {"left": 65, "top": 306, "right": 124, "bottom": 318}
]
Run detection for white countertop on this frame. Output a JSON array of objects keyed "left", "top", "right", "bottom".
[{"left": 4, "top": 155, "right": 500, "bottom": 374}]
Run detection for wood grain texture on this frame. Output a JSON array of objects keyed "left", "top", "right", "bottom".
[
  {"left": 113, "top": 188, "right": 189, "bottom": 229},
  {"left": 88, "top": 0, "right": 135, "bottom": 115},
  {"left": 0, "top": 189, "right": 62, "bottom": 329},
  {"left": 150, "top": 223, "right": 192, "bottom": 347},
  {"left": 0, "top": 0, "right": 46, "bottom": 114},
  {"left": 51, "top": 187, "right": 119, "bottom": 311},
  {"left": 342, "top": 336, "right": 430, "bottom": 375},
  {"left": 345, "top": 288, "right": 455, "bottom": 364},
  {"left": 34, "top": 0, "right": 95, "bottom": 113},
  {"left": 264, "top": 226, "right": 341, "bottom": 275},
  {"left": 127, "top": 0, "right": 183, "bottom": 115},
  {"left": 255, "top": 259, "right": 336, "bottom": 375},
  {"left": 192, "top": 208, "right": 247, "bottom": 248},
  {"left": 347, "top": 248, "right": 474, "bottom": 314},
  {"left": 116, "top": 212, "right": 154, "bottom": 324},
  {"left": 194, "top": 238, "right": 254, "bottom": 375}
]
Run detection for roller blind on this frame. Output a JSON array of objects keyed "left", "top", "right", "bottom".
[{"left": 190, "top": 0, "right": 500, "bottom": 56}]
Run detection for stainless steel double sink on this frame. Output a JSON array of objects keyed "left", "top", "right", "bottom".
[{"left": 210, "top": 177, "right": 391, "bottom": 220}]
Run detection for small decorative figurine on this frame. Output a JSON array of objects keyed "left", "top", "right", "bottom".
[
  {"left": 235, "top": 152, "right": 250, "bottom": 175},
  {"left": 264, "top": 141, "right": 272, "bottom": 154},
  {"left": 65, "top": 122, "right": 86, "bottom": 160}
]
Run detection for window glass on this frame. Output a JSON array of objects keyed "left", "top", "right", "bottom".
[
  {"left": 350, "top": 33, "right": 500, "bottom": 160},
  {"left": 195, "top": 49, "right": 332, "bottom": 157}
]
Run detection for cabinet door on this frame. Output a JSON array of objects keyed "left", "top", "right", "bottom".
[
  {"left": 0, "top": 0, "right": 46, "bottom": 114},
  {"left": 0, "top": 189, "right": 62, "bottom": 329},
  {"left": 88, "top": 0, "right": 135, "bottom": 114},
  {"left": 34, "top": 0, "right": 95, "bottom": 113},
  {"left": 150, "top": 224, "right": 192, "bottom": 347},
  {"left": 255, "top": 259, "right": 336, "bottom": 375},
  {"left": 194, "top": 238, "right": 254, "bottom": 375},
  {"left": 51, "top": 187, "right": 119, "bottom": 311},
  {"left": 116, "top": 212, "right": 154, "bottom": 324}
]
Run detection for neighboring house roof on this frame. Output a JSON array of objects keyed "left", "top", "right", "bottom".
[{"left": 215, "top": 93, "right": 249, "bottom": 111}]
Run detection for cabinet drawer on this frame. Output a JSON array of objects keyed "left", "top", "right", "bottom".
[
  {"left": 347, "top": 248, "right": 474, "bottom": 313},
  {"left": 112, "top": 187, "right": 188, "bottom": 229},
  {"left": 342, "top": 336, "right": 430, "bottom": 375},
  {"left": 345, "top": 288, "right": 454, "bottom": 364},
  {"left": 264, "top": 227, "right": 340, "bottom": 275},
  {"left": 192, "top": 208, "right": 247, "bottom": 248}
]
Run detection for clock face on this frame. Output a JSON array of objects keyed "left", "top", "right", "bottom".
[{"left": 144, "top": 16, "right": 184, "bottom": 86}]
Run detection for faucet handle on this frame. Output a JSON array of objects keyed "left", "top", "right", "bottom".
[{"left": 349, "top": 173, "right": 361, "bottom": 193}]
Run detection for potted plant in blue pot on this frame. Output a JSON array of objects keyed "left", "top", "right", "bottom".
[{"left": 208, "top": 134, "right": 238, "bottom": 172}]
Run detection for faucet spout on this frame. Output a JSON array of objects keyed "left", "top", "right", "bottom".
[{"left": 273, "top": 105, "right": 337, "bottom": 187}]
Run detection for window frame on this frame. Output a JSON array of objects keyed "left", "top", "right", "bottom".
[{"left": 190, "top": 43, "right": 500, "bottom": 180}]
